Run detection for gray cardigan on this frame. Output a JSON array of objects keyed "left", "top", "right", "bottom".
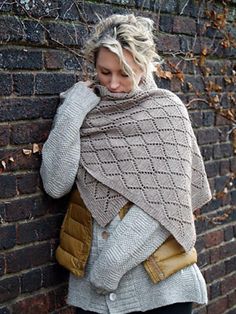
[{"left": 40, "top": 83, "right": 208, "bottom": 313}]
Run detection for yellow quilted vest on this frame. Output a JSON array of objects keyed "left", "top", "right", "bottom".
[{"left": 56, "top": 189, "right": 197, "bottom": 283}]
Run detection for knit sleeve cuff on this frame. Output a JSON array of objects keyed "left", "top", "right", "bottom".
[{"left": 58, "top": 82, "right": 100, "bottom": 119}]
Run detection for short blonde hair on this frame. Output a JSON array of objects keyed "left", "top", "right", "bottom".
[{"left": 84, "top": 14, "right": 160, "bottom": 85}]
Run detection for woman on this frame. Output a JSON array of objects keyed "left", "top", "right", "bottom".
[{"left": 40, "top": 14, "right": 212, "bottom": 314}]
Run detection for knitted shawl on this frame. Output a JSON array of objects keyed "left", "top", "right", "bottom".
[{"left": 76, "top": 77, "right": 212, "bottom": 251}]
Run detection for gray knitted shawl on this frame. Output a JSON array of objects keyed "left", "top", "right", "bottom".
[{"left": 76, "top": 77, "right": 212, "bottom": 251}]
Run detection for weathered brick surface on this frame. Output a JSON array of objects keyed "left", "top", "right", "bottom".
[
  {"left": 6, "top": 242, "right": 51, "bottom": 273},
  {"left": 173, "top": 16, "right": 196, "bottom": 35},
  {"left": 0, "top": 73, "right": 12, "bottom": 96},
  {"left": 0, "top": 225, "right": 16, "bottom": 250},
  {"left": 13, "top": 73, "right": 34, "bottom": 96},
  {"left": 0, "top": 276, "right": 20, "bottom": 303},
  {"left": 204, "top": 230, "right": 224, "bottom": 248},
  {"left": 207, "top": 297, "right": 228, "bottom": 314},
  {"left": 20, "top": 268, "right": 42, "bottom": 293},
  {"left": 0, "top": 1, "right": 235, "bottom": 313},
  {"left": 35, "top": 73, "right": 75, "bottom": 95},
  {"left": 0, "top": 175, "right": 17, "bottom": 198},
  {"left": 0, "top": 49, "right": 43, "bottom": 70}
]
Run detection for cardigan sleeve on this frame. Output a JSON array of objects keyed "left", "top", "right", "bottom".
[
  {"left": 40, "top": 82, "right": 100, "bottom": 199},
  {"left": 89, "top": 204, "right": 170, "bottom": 293}
]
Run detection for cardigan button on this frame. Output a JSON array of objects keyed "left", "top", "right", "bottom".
[
  {"left": 109, "top": 293, "right": 117, "bottom": 301},
  {"left": 101, "top": 231, "right": 109, "bottom": 240}
]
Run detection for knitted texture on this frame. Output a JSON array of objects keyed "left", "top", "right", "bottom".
[
  {"left": 77, "top": 77, "right": 212, "bottom": 251},
  {"left": 67, "top": 211, "right": 208, "bottom": 313}
]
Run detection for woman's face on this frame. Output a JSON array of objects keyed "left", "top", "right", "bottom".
[{"left": 96, "top": 47, "right": 144, "bottom": 93}]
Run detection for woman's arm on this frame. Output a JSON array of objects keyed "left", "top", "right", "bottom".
[
  {"left": 90, "top": 204, "right": 170, "bottom": 293},
  {"left": 40, "top": 82, "right": 100, "bottom": 198}
]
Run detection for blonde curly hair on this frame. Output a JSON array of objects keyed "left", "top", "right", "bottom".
[{"left": 84, "top": 14, "right": 160, "bottom": 84}]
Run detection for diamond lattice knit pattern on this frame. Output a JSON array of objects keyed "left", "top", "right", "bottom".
[{"left": 76, "top": 78, "right": 212, "bottom": 251}]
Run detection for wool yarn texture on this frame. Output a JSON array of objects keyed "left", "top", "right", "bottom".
[{"left": 76, "top": 77, "right": 212, "bottom": 252}]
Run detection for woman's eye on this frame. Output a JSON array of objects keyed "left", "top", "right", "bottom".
[
  {"left": 101, "top": 71, "right": 110, "bottom": 75},
  {"left": 121, "top": 73, "right": 129, "bottom": 77}
]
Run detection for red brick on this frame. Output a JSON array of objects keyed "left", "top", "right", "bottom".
[
  {"left": 228, "top": 290, "right": 236, "bottom": 307},
  {"left": 0, "top": 175, "right": 17, "bottom": 198},
  {"left": 220, "top": 240, "right": 236, "bottom": 259},
  {"left": 42, "top": 264, "right": 68, "bottom": 288},
  {"left": 6, "top": 242, "right": 51, "bottom": 273},
  {"left": 0, "top": 225, "right": 16, "bottom": 250},
  {"left": 35, "top": 73, "right": 75, "bottom": 95},
  {"left": 213, "top": 144, "right": 233, "bottom": 159},
  {"left": 0, "top": 276, "right": 19, "bottom": 303},
  {"left": 13, "top": 73, "right": 34, "bottom": 96},
  {"left": 16, "top": 173, "right": 39, "bottom": 195},
  {"left": 12, "top": 293, "right": 50, "bottom": 314},
  {"left": 5, "top": 198, "right": 35, "bottom": 222},
  {"left": 193, "top": 306, "right": 207, "bottom": 314},
  {"left": 221, "top": 273, "right": 236, "bottom": 294},
  {"left": 17, "top": 215, "right": 62, "bottom": 244},
  {"left": 0, "top": 254, "right": 5, "bottom": 276},
  {"left": 230, "top": 157, "right": 236, "bottom": 172},
  {"left": 205, "top": 262, "right": 225, "bottom": 283},
  {"left": 210, "top": 247, "right": 220, "bottom": 263},
  {"left": 0, "top": 16, "right": 23, "bottom": 42},
  {"left": 44, "top": 50, "right": 65, "bottom": 70},
  {"left": 0, "top": 73, "right": 12, "bottom": 96},
  {"left": 219, "top": 159, "right": 230, "bottom": 176},
  {"left": 156, "top": 34, "right": 180, "bottom": 53},
  {"left": 225, "top": 256, "right": 236, "bottom": 274},
  {"left": 0, "top": 124, "right": 10, "bottom": 146},
  {"left": 207, "top": 297, "right": 228, "bottom": 314},
  {"left": 198, "top": 251, "right": 210, "bottom": 268},
  {"left": 204, "top": 230, "right": 224, "bottom": 248},
  {"left": 20, "top": 269, "right": 42, "bottom": 293},
  {"left": 1, "top": 49, "right": 43, "bottom": 70},
  {"left": 10, "top": 121, "right": 51, "bottom": 145},
  {"left": 209, "top": 280, "right": 221, "bottom": 300},
  {"left": 173, "top": 16, "right": 196, "bottom": 35},
  {"left": 196, "top": 129, "right": 219, "bottom": 145}
]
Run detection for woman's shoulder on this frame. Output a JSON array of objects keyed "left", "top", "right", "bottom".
[
  {"left": 154, "top": 88, "right": 184, "bottom": 104},
  {"left": 152, "top": 88, "right": 189, "bottom": 116}
]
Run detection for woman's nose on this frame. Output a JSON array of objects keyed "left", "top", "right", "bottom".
[{"left": 110, "top": 76, "right": 120, "bottom": 90}]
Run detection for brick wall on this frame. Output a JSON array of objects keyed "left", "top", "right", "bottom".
[{"left": 0, "top": 1, "right": 235, "bottom": 313}]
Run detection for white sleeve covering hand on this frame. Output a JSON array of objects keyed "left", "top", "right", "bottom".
[
  {"left": 40, "top": 82, "right": 100, "bottom": 198},
  {"left": 89, "top": 204, "right": 170, "bottom": 293}
]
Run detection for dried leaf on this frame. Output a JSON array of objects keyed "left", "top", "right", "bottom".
[
  {"left": 22, "top": 149, "right": 32, "bottom": 156},
  {"left": 233, "top": 129, "right": 236, "bottom": 154},
  {"left": 9, "top": 157, "right": 14, "bottom": 162},
  {"left": 213, "top": 95, "right": 220, "bottom": 103},
  {"left": 224, "top": 76, "right": 232, "bottom": 84},
  {"left": 206, "top": 81, "right": 222, "bottom": 92},
  {"left": 187, "top": 82, "right": 193, "bottom": 90},
  {"left": 32, "top": 143, "right": 40, "bottom": 154},
  {"left": 221, "top": 38, "right": 231, "bottom": 48},
  {"left": 199, "top": 55, "right": 206, "bottom": 66},
  {"left": 1, "top": 160, "right": 6, "bottom": 170},
  {"left": 155, "top": 65, "right": 173, "bottom": 80},
  {"left": 202, "top": 47, "right": 208, "bottom": 56},
  {"left": 175, "top": 71, "right": 185, "bottom": 83}
]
